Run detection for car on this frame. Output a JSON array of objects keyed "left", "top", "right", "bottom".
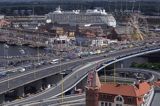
[
  {"left": 50, "top": 61, "right": 59, "bottom": 64},
  {"left": 24, "top": 64, "right": 33, "bottom": 69},
  {"left": 0, "top": 72, "right": 6, "bottom": 78},
  {"left": 64, "top": 58, "right": 70, "bottom": 62},
  {"left": 50, "top": 59, "right": 59, "bottom": 64},
  {"left": 17, "top": 67, "right": 25, "bottom": 72},
  {"left": 65, "top": 69, "right": 72, "bottom": 74},
  {"left": 33, "top": 62, "right": 44, "bottom": 68},
  {"left": 8, "top": 69, "right": 17, "bottom": 73},
  {"left": 6, "top": 71, "right": 14, "bottom": 75}
]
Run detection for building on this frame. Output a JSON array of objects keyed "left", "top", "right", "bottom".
[
  {"left": 0, "top": 20, "right": 10, "bottom": 28},
  {"left": 0, "top": 15, "right": 10, "bottom": 28},
  {"left": 0, "top": 15, "right": 4, "bottom": 19},
  {"left": 153, "top": 80, "right": 160, "bottom": 87},
  {"left": 86, "top": 71, "right": 154, "bottom": 106}
]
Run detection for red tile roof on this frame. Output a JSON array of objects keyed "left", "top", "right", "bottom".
[
  {"left": 99, "top": 82, "right": 151, "bottom": 97},
  {"left": 154, "top": 81, "right": 160, "bottom": 87}
]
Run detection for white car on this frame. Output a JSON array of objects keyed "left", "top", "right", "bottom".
[
  {"left": 17, "top": 68, "right": 25, "bottom": 72},
  {"left": 50, "top": 59, "right": 59, "bottom": 64}
]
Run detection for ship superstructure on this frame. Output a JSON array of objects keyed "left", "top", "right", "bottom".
[{"left": 46, "top": 6, "right": 116, "bottom": 27}]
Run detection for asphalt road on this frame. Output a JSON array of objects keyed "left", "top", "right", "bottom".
[
  {"left": 17, "top": 68, "right": 160, "bottom": 106},
  {"left": 103, "top": 68, "right": 155, "bottom": 82},
  {"left": 151, "top": 88, "right": 160, "bottom": 106},
  {"left": 4, "top": 44, "right": 160, "bottom": 105},
  {"left": 0, "top": 44, "right": 142, "bottom": 94},
  {"left": 23, "top": 94, "right": 85, "bottom": 106}
]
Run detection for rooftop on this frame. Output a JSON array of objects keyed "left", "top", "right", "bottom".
[{"left": 99, "top": 82, "right": 151, "bottom": 97}]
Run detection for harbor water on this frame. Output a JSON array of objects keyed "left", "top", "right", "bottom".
[{"left": 0, "top": 43, "right": 46, "bottom": 57}]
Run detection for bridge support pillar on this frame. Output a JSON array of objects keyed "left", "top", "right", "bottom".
[
  {"left": 75, "top": 77, "right": 87, "bottom": 92},
  {"left": 53, "top": 74, "right": 62, "bottom": 82},
  {"left": 46, "top": 74, "right": 62, "bottom": 87},
  {"left": 0, "top": 94, "right": 5, "bottom": 104},
  {"left": 120, "top": 61, "right": 124, "bottom": 68},
  {"left": 46, "top": 75, "right": 56, "bottom": 86},
  {"left": 16, "top": 86, "right": 24, "bottom": 97},
  {"left": 115, "top": 61, "right": 124, "bottom": 68},
  {"left": 35, "top": 80, "right": 43, "bottom": 92}
]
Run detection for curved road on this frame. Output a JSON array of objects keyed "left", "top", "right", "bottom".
[
  {"left": 16, "top": 68, "right": 160, "bottom": 106},
  {"left": 4, "top": 44, "right": 160, "bottom": 105},
  {"left": 0, "top": 44, "right": 154, "bottom": 94}
]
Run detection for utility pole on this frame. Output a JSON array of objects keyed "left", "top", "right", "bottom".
[
  {"left": 114, "top": 58, "right": 116, "bottom": 84},
  {"left": 60, "top": 39, "right": 65, "bottom": 103}
]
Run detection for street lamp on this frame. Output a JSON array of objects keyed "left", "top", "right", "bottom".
[
  {"left": 104, "top": 67, "right": 107, "bottom": 83},
  {"left": 59, "top": 38, "right": 66, "bottom": 103},
  {"left": 19, "top": 48, "right": 25, "bottom": 66},
  {"left": 113, "top": 57, "right": 116, "bottom": 84},
  {"left": 35, "top": 26, "right": 40, "bottom": 63},
  {"left": 60, "top": 72, "right": 65, "bottom": 103},
  {"left": 4, "top": 44, "right": 9, "bottom": 68},
  {"left": 4, "top": 44, "right": 10, "bottom": 88}
]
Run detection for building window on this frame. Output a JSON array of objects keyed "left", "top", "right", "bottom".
[
  {"left": 107, "top": 95, "right": 112, "bottom": 100},
  {"left": 102, "top": 94, "right": 106, "bottom": 99},
  {"left": 116, "top": 96, "right": 123, "bottom": 102},
  {"left": 108, "top": 102, "right": 112, "bottom": 106},
  {"left": 128, "top": 97, "right": 133, "bottom": 103},
  {"left": 116, "top": 104, "right": 122, "bottom": 106},
  {"left": 101, "top": 102, "right": 104, "bottom": 106},
  {"left": 101, "top": 102, "right": 112, "bottom": 106}
]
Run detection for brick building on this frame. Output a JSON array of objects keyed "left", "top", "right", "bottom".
[{"left": 86, "top": 71, "right": 154, "bottom": 106}]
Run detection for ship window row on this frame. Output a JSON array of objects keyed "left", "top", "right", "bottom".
[{"left": 47, "top": 15, "right": 105, "bottom": 23}]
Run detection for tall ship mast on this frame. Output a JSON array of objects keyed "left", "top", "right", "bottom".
[{"left": 45, "top": 6, "right": 116, "bottom": 27}]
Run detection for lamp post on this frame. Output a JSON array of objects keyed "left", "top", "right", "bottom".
[
  {"left": 104, "top": 67, "right": 107, "bottom": 83},
  {"left": 60, "top": 72, "right": 65, "bottom": 103},
  {"left": 59, "top": 39, "right": 65, "bottom": 103},
  {"left": 114, "top": 57, "right": 116, "bottom": 84},
  {"left": 19, "top": 48, "right": 25, "bottom": 66},
  {"left": 4, "top": 44, "right": 9, "bottom": 88},
  {"left": 4, "top": 44, "right": 9, "bottom": 68},
  {"left": 35, "top": 26, "right": 40, "bottom": 63}
]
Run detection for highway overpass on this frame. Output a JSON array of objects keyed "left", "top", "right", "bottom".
[
  {"left": 10, "top": 67, "right": 160, "bottom": 106},
  {"left": 4, "top": 44, "right": 160, "bottom": 105}
]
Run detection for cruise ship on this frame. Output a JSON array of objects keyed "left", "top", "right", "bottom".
[{"left": 45, "top": 6, "right": 116, "bottom": 27}]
